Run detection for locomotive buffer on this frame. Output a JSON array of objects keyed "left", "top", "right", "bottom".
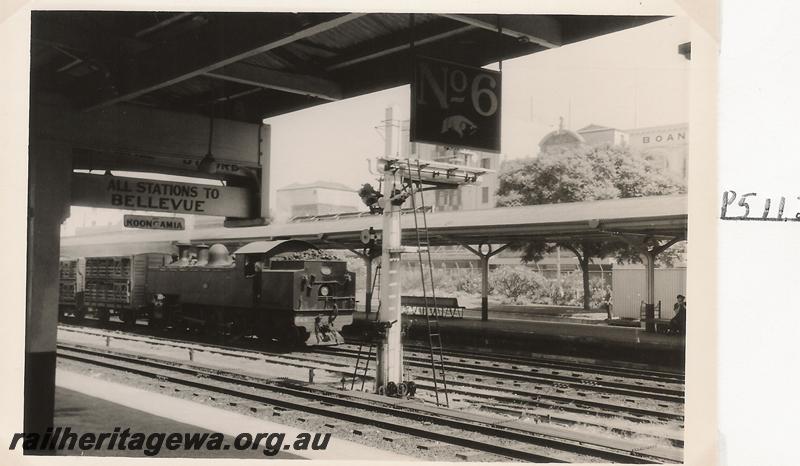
[{"left": 362, "top": 158, "right": 487, "bottom": 403}]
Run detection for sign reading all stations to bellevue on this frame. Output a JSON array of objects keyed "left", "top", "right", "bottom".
[
  {"left": 71, "top": 173, "right": 252, "bottom": 218},
  {"left": 411, "top": 56, "right": 502, "bottom": 153},
  {"left": 123, "top": 214, "right": 185, "bottom": 231}
]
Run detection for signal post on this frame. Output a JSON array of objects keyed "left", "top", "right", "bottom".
[
  {"left": 375, "top": 163, "right": 405, "bottom": 388},
  {"left": 372, "top": 53, "right": 500, "bottom": 395},
  {"left": 373, "top": 158, "right": 489, "bottom": 394}
]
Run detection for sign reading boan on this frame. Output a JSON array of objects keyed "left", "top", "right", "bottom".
[{"left": 71, "top": 173, "right": 252, "bottom": 217}]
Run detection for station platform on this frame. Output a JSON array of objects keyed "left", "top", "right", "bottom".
[
  {"left": 346, "top": 311, "right": 685, "bottom": 368},
  {"left": 47, "top": 369, "right": 411, "bottom": 459},
  {"left": 53, "top": 386, "right": 288, "bottom": 458}
]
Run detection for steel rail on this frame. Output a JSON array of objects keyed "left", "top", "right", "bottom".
[
  {"left": 58, "top": 321, "right": 684, "bottom": 383},
  {"left": 341, "top": 341, "right": 685, "bottom": 383},
  {"left": 413, "top": 379, "right": 684, "bottom": 422},
  {"left": 60, "top": 325, "right": 682, "bottom": 399},
  {"left": 391, "top": 343, "right": 683, "bottom": 382},
  {"left": 318, "top": 346, "right": 684, "bottom": 403},
  {"left": 58, "top": 325, "right": 684, "bottom": 421},
  {"left": 57, "top": 343, "right": 679, "bottom": 463}
]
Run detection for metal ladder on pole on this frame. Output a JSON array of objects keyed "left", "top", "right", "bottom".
[
  {"left": 350, "top": 262, "right": 381, "bottom": 390},
  {"left": 406, "top": 159, "right": 449, "bottom": 407}
]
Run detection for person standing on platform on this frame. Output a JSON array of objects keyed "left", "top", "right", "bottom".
[
  {"left": 670, "top": 294, "right": 686, "bottom": 335},
  {"left": 602, "top": 290, "right": 613, "bottom": 320}
]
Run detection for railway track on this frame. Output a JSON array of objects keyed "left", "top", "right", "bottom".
[
  {"left": 57, "top": 342, "right": 682, "bottom": 463},
  {"left": 342, "top": 341, "right": 685, "bottom": 383},
  {"left": 59, "top": 323, "right": 683, "bottom": 398},
  {"left": 58, "top": 325, "right": 685, "bottom": 417},
  {"left": 58, "top": 325, "right": 684, "bottom": 441},
  {"left": 317, "top": 345, "right": 684, "bottom": 403}
]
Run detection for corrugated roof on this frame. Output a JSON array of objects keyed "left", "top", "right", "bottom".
[{"left": 32, "top": 12, "right": 666, "bottom": 123}]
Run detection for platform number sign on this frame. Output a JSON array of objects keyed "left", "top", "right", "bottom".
[{"left": 411, "top": 56, "right": 502, "bottom": 153}]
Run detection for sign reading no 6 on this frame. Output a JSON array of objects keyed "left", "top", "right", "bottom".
[{"left": 411, "top": 56, "right": 502, "bottom": 153}]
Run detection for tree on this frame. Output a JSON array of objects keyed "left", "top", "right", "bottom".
[{"left": 497, "top": 143, "right": 685, "bottom": 309}]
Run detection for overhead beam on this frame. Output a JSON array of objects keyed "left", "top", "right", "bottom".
[
  {"left": 86, "top": 13, "right": 364, "bottom": 110},
  {"left": 205, "top": 62, "right": 342, "bottom": 101},
  {"left": 326, "top": 24, "right": 475, "bottom": 71},
  {"left": 438, "top": 14, "right": 562, "bottom": 49},
  {"left": 135, "top": 12, "right": 194, "bottom": 38}
]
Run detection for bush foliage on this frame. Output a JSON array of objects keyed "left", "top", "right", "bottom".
[{"left": 396, "top": 265, "right": 610, "bottom": 309}]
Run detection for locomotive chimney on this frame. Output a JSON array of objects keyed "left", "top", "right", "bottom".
[{"left": 195, "top": 244, "right": 210, "bottom": 266}]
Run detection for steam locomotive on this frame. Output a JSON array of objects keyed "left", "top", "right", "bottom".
[{"left": 59, "top": 240, "right": 355, "bottom": 346}]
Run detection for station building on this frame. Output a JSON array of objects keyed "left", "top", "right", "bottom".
[
  {"left": 275, "top": 181, "right": 361, "bottom": 221},
  {"left": 539, "top": 121, "right": 689, "bottom": 182},
  {"left": 410, "top": 143, "right": 500, "bottom": 212}
]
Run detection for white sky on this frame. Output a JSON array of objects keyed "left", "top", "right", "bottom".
[{"left": 62, "top": 15, "right": 689, "bottom": 235}]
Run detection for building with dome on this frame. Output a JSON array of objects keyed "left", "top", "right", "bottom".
[{"left": 538, "top": 119, "right": 688, "bottom": 181}]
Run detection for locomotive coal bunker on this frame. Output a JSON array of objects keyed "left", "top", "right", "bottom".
[{"left": 147, "top": 240, "right": 355, "bottom": 346}]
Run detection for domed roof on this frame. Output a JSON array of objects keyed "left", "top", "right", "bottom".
[{"left": 539, "top": 129, "right": 585, "bottom": 149}]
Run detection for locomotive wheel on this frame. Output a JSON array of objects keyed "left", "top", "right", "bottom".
[
  {"left": 295, "top": 327, "right": 310, "bottom": 346},
  {"left": 148, "top": 316, "right": 165, "bottom": 330},
  {"left": 73, "top": 307, "right": 86, "bottom": 322},
  {"left": 375, "top": 384, "right": 385, "bottom": 395},
  {"left": 385, "top": 381, "right": 398, "bottom": 397},
  {"left": 256, "top": 326, "right": 276, "bottom": 344},
  {"left": 202, "top": 318, "right": 219, "bottom": 338},
  {"left": 406, "top": 381, "right": 417, "bottom": 398},
  {"left": 97, "top": 308, "right": 110, "bottom": 323},
  {"left": 397, "top": 382, "right": 408, "bottom": 398},
  {"left": 284, "top": 327, "right": 304, "bottom": 348},
  {"left": 120, "top": 309, "right": 136, "bottom": 327}
]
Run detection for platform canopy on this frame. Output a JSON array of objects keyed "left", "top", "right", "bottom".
[
  {"left": 61, "top": 195, "right": 687, "bottom": 255},
  {"left": 199, "top": 194, "right": 688, "bottom": 248},
  {"left": 32, "top": 12, "right": 664, "bottom": 123}
]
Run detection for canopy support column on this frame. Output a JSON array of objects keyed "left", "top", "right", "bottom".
[
  {"left": 461, "top": 243, "right": 509, "bottom": 321},
  {"left": 614, "top": 234, "right": 684, "bottom": 332},
  {"left": 641, "top": 251, "right": 657, "bottom": 331},
  {"left": 25, "top": 140, "right": 72, "bottom": 449}
]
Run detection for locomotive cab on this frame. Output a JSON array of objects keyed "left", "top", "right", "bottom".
[{"left": 233, "top": 241, "right": 355, "bottom": 346}]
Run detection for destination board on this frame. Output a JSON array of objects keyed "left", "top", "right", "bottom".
[{"left": 71, "top": 173, "right": 252, "bottom": 218}]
